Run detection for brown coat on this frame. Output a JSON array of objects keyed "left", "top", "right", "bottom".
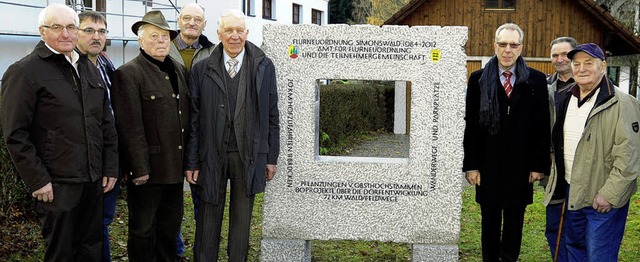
[{"left": 112, "top": 53, "right": 190, "bottom": 184}]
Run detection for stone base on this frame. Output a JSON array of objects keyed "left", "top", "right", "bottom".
[
  {"left": 412, "top": 244, "right": 458, "bottom": 262},
  {"left": 260, "top": 239, "right": 310, "bottom": 262}
]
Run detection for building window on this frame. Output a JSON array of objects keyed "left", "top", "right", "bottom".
[
  {"left": 263, "top": 0, "right": 273, "bottom": 19},
  {"left": 485, "top": 0, "right": 516, "bottom": 9},
  {"left": 312, "top": 9, "right": 322, "bottom": 25},
  {"left": 607, "top": 66, "right": 620, "bottom": 86},
  {"left": 292, "top": 4, "right": 301, "bottom": 24},
  {"left": 66, "top": 0, "right": 92, "bottom": 10},
  {"left": 245, "top": 0, "right": 255, "bottom": 16}
]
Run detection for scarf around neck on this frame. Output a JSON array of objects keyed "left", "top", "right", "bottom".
[{"left": 478, "top": 56, "right": 530, "bottom": 134}]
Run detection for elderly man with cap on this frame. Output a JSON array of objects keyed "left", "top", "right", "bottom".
[
  {"left": 110, "top": 10, "right": 190, "bottom": 262},
  {"left": 543, "top": 43, "right": 640, "bottom": 261}
]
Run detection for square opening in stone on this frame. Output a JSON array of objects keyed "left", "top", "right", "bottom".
[{"left": 316, "top": 79, "right": 410, "bottom": 158}]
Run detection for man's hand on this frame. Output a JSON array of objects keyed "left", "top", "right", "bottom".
[
  {"left": 529, "top": 171, "right": 545, "bottom": 183},
  {"left": 132, "top": 174, "right": 149, "bottom": 186},
  {"left": 593, "top": 193, "right": 612, "bottom": 213},
  {"left": 465, "top": 170, "right": 480, "bottom": 186},
  {"left": 102, "top": 176, "right": 117, "bottom": 193},
  {"left": 185, "top": 170, "right": 199, "bottom": 184},
  {"left": 32, "top": 182, "right": 54, "bottom": 202},
  {"left": 266, "top": 164, "right": 277, "bottom": 181}
]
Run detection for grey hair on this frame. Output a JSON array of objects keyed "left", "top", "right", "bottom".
[
  {"left": 494, "top": 23, "right": 523, "bottom": 43},
  {"left": 137, "top": 24, "right": 147, "bottom": 38},
  {"left": 38, "top": 3, "right": 79, "bottom": 27},
  {"left": 218, "top": 9, "right": 246, "bottom": 31},
  {"left": 550, "top": 37, "right": 578, "bottom": 49}
]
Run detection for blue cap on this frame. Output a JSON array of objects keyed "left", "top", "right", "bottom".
[{"left": 568, "top": 43, "right": 605, "bottom": 60}]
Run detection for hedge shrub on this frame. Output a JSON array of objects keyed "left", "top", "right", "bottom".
[{"left": 319, "top": 80, "right": 395, "bottom": 152}]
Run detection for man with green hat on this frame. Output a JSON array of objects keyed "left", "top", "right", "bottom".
[{"left": 110, "top": 10, "right": 190, "bottom": 262}]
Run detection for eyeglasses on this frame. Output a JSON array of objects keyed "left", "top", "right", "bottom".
[
  {"left": 147, "top": 33, "right": 170, "bottom": 42},
  {"left": 80, "top": 28, "right": 109, "bottom": 36},
  {"left": 496, "top": 42, "right": 521, "bottom": 49},
  {"left": 42, "top": 24, "right": 78, "bottom": 33},
  {"left": 181, "top": 15, "right": 205, "bottom": 24},
  {"left": 222, "top": 28, "right": 246, "bottom": 37}
]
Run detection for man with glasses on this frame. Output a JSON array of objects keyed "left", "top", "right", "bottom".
[
  {"left": 110, "top": 10, "right": 189, "bottom": 262},
  {"left": 1, "top": 3, "right": 118, "bottom": 261},
  {"left": 170, "top": 3, "right": 214, "bottom": 73},
  {"left": 186, "top": 9, "right": 280, "bottom": 261},
  {"left": 75, "top": 10, "right": 120, "bottom": 262},
  {"left": 168, "top": 4, "right": 214, "bottom": 258},
  {"left": 463, "top": 23, "right": 549, "bottom": 262}
]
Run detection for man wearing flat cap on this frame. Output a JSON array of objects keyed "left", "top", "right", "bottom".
[
  {"left": 110, "top": 10, "right": 189, "bottom": 261},
  {"left": 543, "top": 43, "right": 640, "bottom": 261}
]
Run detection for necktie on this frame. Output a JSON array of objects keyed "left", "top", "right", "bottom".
[
  {"left": 227, "top": 58, "right": 238, "bottom": 78},
  {"left": 503, "top": 71, "right": 513, "bottom": 98}
]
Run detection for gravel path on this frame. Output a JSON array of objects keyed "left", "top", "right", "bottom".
[{"left": 345, "top": 133, "right": 409, "bottom": 158}]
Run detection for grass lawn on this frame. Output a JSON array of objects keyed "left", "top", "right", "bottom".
[{"left": 5, "top": 185, "right": 639, "bottom": 261}]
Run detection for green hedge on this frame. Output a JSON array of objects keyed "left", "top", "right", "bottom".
[
  {"left": 319, "top": 81, "right": 395, "bottom": 151},
  {"left": 0, "top": 125, "right": 32, "bottom": 221}
]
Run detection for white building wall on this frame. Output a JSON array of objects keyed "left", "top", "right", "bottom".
[
  {"left": 0, "top": 0, "right": 328, "bottom": 83},
  {"left": 202, "top": 0, "right": 329, "bottom": 47}
]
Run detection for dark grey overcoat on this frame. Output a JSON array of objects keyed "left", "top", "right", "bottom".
[{"left": 186, "top": 42, "right": 280, "bottom": 205}]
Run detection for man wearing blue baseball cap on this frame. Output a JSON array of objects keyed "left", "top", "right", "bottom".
[{"left": 544, "top": 43, "right": 640, "bottom": 261}]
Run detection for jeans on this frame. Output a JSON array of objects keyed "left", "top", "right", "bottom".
[
  {"left": 102, "top": 178, "right": 121, "bottom": 262},
  {"left": 565, "top": 199, "right": 630, "bottom": 261}
]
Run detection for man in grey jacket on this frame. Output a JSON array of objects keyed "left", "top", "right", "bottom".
[
  {"left": 169, "top": 3, "right": 215, "bottom": 73},
  {"left": 544, "top": 36, "right": 577, "bottom": 262},
  {"left": 544, "top": 43, "right": 640, "bottom": 261},
  {"left": 186, "top": 9, "right": 280, "bottom": 261},
  {"left": 168, "top": 3, "right": 215, "bottom": 257}
]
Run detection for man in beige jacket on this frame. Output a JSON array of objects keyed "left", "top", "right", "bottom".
[{"left": 544, "top": 43, "right": 640, "bottom": 261}]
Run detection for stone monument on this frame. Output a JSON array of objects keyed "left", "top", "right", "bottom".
[{"left": 260, "top": 24, "right": 468, "bottom": 261}]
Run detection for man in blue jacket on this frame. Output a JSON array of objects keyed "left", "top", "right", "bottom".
[{"left": 185, "top": 9, "right": 280, "bottom": 262}]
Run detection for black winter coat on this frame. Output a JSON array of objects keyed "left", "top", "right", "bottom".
[
  {"left": 463, "top": 67, "right": 550, "bottom": 207},
  {"left": 1, "top": 41, "right": 118, "bottom": 192}
]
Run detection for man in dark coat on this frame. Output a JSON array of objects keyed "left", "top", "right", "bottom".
[
  {"left": 463, "top": 23, "right": 550, "bottom": 262},
  {"left": 1, "top": 3, "right": 118, "bottom": 261},
  {"left": 110, "top": 11, "right": 190, "bottom": 262},
  {"left": 185, "top": 9, "right": 280, "bottom": 262}
]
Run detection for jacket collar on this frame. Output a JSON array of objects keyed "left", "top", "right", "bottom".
[
  {"left": 207, "top": 40, "right": 264, "bottom": 76},
  {"left": 547, "top": 72, "right": 558, "bottom": 85},
  {"left": 175, "top": 30, "right": 215, "bottom": 49},
  {"left": 559, "top": 75, "right": 615, "bottom": 107}
]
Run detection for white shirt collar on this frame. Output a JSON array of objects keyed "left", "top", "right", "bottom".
[
  {"left": 44, "top": 42, "right": 80, "bottom": 70},
  {"left": 223, "top": 49, "right": 245, "bottom": 72}
]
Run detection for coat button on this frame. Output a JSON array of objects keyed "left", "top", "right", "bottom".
[
  {"left": 151, "top": 95, "right": 156, "bottom": 100},
  {"left": 165, "top": 76, "right": 169, "bottom": 80},
  {"left": 179, "top": 111, "right": 182, "bottom": 115},
  {"left": 178, "top": 145, "right": 182, "bottom": 150},
  {"left": 172, "top": 94, "right": 176, "bottom": 98},
  {"left": 181, "top": 128, "right": 184, "bottom": 133},
  {"left": 220, "top": 104, "right": 224, "bottom": 108}
]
